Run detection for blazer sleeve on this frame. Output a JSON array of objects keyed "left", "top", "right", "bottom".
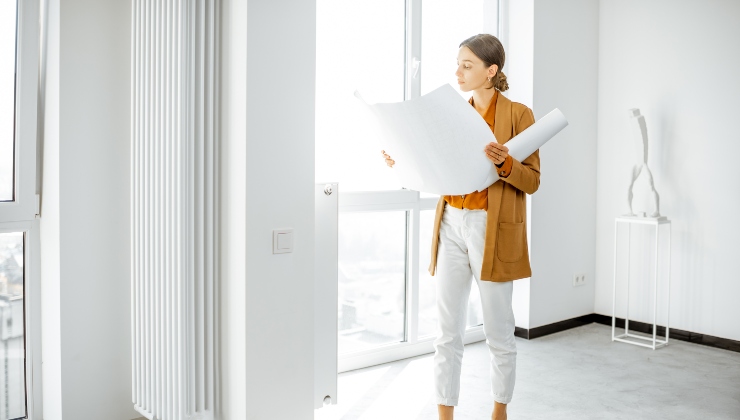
[{"left": 499, "top": 106, "right": 541, "bottom": 194}]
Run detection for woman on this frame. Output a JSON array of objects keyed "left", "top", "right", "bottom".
[{"left": 382, "top": 34, "right": 539, "bottom": 420}]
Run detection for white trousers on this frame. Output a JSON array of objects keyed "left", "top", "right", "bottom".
[{"left": 433, "top": 204, "right": 517, "bottom": 406}]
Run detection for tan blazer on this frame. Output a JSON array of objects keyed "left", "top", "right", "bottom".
[{"left": 428, "top": 92, "right": 540, "bottom": 282}]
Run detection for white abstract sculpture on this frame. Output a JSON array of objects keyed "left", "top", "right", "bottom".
[{"left": 626, "top": 108, "right": 661, "bottom": 218}]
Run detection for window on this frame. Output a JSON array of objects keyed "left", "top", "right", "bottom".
[
  {"left": 315, "top": 0, "right": 405, "bottom": 192},
  {"left": 0, "top": 0, "right": 41, "bottom": 418},
  {"left": 316, "top": 0, "right": 499, "bottom": 370},
  {"left": 0, "top": 0, "right": 38, "bottom": 222},
  {"left": 420, "top": 0, "right": 488, "bottom": 97},
  {"left": 338, "top": 211, "right": 407, "bottom": 354},
  {"left": 417, "top": 209, "right": 436, "bottom": 338},
  {"left": 0, "top": 232, "right": 25, "bottom": 419},
  {"left": 0, "top": 1, "right": 18, "bottom": 202}
]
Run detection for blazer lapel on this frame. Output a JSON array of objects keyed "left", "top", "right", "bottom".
[{"left": 493, "top": 92, "right": 513, "bottom": 143}]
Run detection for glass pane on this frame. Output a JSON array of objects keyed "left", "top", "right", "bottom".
[
  {"left": 421, "top": 0, "right": 486, "bottom": 97},
  {"left": 418, "top": 209, "right": 484, "bottom": 339},
  {"left": 0, "top": 1, "right": 18, "bottom": 201},
  {"left": 316, "top": 0, "right": 405, "bottom": 192},
  {"left": 338, "top": 211, "right": 407, "bottom": 354},
  {"left": 417, "top": 210, "right": 437, "bottom": 338},
  {"left": 0, "top": 232, "right": 26, "bottom": 419}
]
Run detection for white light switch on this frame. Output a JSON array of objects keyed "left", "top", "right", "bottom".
[
  {"left": 277, "top": 233, "right": 291, "bottom": 249},
  {"left": 273, "top": 229, "right": 293, "bottom": 254}
]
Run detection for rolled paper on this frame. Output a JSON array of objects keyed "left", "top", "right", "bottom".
[{"left": 479, "top": 108, "right": 569, "bottom": 191}]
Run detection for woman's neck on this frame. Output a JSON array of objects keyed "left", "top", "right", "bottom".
[{"left": 472, "top": 88, "right": 497, "bottom": 115}]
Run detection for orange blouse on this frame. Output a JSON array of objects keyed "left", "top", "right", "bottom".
[{"left": 443, "top": 89, "right": 512, "bottom": 210}]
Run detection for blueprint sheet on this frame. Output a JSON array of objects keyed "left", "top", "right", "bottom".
[{"left": 356, "top": 84, "right": 568, "bottom": 196}]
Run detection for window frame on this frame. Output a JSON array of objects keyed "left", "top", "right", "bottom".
[
  {"left": 330, "top": 0, "right": 501, "bottom": 372},
  {"left": 0, "top": 0, "right": 40, "bottom": 222},
  {"left": 0, "top": 221, "right": 41, "bottom": 420},
  {"left": 338, "top": 190, "right": 488, "bottom": 372},
  {"left": 0, "top": 0, "right": 42, "bottom": 418}
]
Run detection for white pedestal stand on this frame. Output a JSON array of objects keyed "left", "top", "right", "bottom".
[{"left": 612, "top": 216, "right": 672, "bottom": 350}]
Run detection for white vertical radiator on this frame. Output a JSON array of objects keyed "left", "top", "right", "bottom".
[
  {"left": 315, "top": 183, "right": 339, "bottom": 409},
  {"left": 131, "top": 1, "right": 217, "bottom": 419}
]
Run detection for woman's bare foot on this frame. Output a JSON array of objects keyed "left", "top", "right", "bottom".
[
  {"left": 492, "top": 401, "right": 507, "bottom": 420},
  {"left": 438, "top": 404, "right": 454, "bottom": 420}
]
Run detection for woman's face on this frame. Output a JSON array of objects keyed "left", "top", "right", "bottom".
[{"left": 455, "top": 46, "right": 497, "bottom": 93}]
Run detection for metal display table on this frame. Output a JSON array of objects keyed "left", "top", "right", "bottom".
[{"left": 612, "top": 216, "right": 672, "bottom": 350}]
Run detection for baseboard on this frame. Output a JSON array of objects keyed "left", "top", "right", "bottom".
[
  {"left": 515, "top": 313, "right": 740, "bottom": 353},
  {"left": 515, "top": 315, "right": 594, "bottom": 340}
]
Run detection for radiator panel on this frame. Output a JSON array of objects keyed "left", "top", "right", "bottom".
[{"left": 131, "top": 1, "right": 217, "bottom": 419}]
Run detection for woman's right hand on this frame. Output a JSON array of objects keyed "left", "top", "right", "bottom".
[{"left": 381, "top": 150, "right": 395, "bottom": 168}]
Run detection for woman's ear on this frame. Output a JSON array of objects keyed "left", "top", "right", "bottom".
[{"left": 489, "top": 64, "right": 499, "bottom": 78}]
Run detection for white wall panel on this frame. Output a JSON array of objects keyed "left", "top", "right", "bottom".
[
  {"left": 529, "top": 0, "right": 599, "bottom": 329},
  {"left": 595, "top": 0, "right": 740, "bottom": 341}
]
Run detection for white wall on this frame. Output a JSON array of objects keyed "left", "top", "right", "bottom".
[
  {"left": 595, "top": 0, "right": 740, "bottom": 341},
  {"left": 242, "top": 0, "right": 317, "bottom": 418},
  {"left": 40, "top": 0, "right": 318, "bottom": 418},
  {"left": 39, "top": 0, "right": 62, "bottom": 417},
  {"left": 529, "top": 0, "right": 600, "bottom": 329},
  {"left": 40, "top": 0, "right": 136, "bottom": 418},
  {"left": 218, "top": 0, "right": 247, "bottom": 418}
]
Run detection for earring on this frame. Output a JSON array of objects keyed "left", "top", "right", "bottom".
[{"left": 488, "top": 76, "right": 492, "bottom": 83}]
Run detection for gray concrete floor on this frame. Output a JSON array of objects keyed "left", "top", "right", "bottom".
[{"left": 315, "top": 323, "right": 740, "bottom": 420}]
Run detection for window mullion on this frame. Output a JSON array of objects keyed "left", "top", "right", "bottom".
[
  {"left": 406, "top": 197, "right": 421, "bottom": 345},
  {"left": 404, "top": 0, "right": 422, "bottom": 100},
  {"left": 493, "top": 0, "right": 505, "bottom": 51},
  {"left": 404, "top": 0, "right": 421, "bottom": 347}
]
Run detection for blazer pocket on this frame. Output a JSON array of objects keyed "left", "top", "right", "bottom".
[{"left": 496, "top": 222, "right": 525, "bottom": 263}]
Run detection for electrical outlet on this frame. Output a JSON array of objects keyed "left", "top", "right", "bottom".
[{"left": 573, "top": 273, "right": 586, "bottom": 287}]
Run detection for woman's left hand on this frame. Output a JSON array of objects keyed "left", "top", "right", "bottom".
[{"left": 485, "top": 142, "right": 509, "bottom": 165}]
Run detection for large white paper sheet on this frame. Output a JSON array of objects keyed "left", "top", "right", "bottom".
[{"left": 356, "top": 84, "right": 568, "bottom": 196}]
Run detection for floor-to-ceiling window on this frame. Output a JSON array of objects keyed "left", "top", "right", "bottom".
[
  {"left": 0, "top": 0, "right": 41, "bottom": 418},
  {"left": 316, "top": 0, "right": 499, "bottom": 371},
  {"left": 0, "top": 1, "right": 18, "bottom": 204}
]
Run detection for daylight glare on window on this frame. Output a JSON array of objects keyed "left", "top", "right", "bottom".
[
  {"left": 421, "top": 0, "right": 486, "bottom": 98},
  {"left": 315, "top": 0, "right": 405, "bottom": 192},
  {"left": 0, "top": 1, "right": 18, "bottom": 202}
]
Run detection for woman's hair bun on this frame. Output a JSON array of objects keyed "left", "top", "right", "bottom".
[{"left": 494, "top": 70, "right": 509, "bottom": 92}]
